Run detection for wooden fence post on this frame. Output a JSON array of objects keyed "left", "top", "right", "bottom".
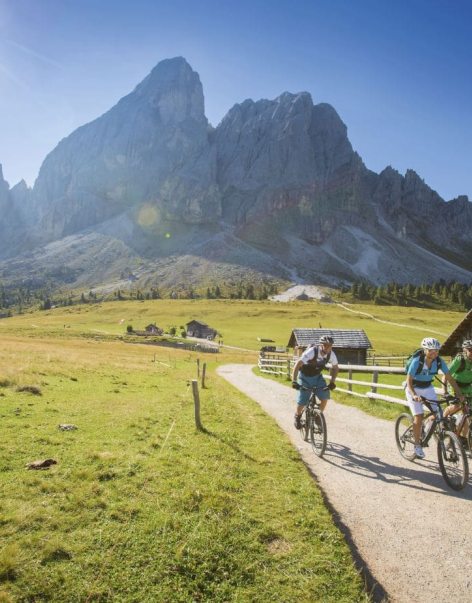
[
  {"left": 348, "top": 366, "right": 352, "bottom": 392},
  {"left": 197, "top": 358, "right": 200, "bottom": 378},
  {"left": 287, "top": 358, "right": 291, "bottom": 380},
  {"left": 201, "top": 362, "right": 206, "bottom": 389},
  {"left": 372, "top": 371, "right": 378, "bottom": 394},
  {"left": 191, "top": 380, "right": 203, "bottom": 431}
]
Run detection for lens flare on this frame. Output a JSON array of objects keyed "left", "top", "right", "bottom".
[{"left": 137, "top": 204, "right": 159, "bottom": 227}]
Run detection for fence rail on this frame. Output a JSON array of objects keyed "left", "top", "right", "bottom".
[
  {"left": 259, "top": 352, "right": 411, "bottom": 406},
  {"left": 366, "top": 354, "right": 407, "bottom": 367}
]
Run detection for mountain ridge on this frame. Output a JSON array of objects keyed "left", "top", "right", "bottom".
[{"left": 0, "top": 56, "right": 471, "bottom": 293}]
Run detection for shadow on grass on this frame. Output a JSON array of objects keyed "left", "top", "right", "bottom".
[{"left": 198, "top": 427, "right": 258, "bottom": 463}]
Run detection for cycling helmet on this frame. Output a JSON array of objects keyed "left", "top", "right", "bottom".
[
  {"left": 462, "top": 339, "right": 472, "bottom": 349},
  {"left": 319, "top": 335, "right": 334, "bottom": 344},
  {"left": 421, "top": 337, "right": 441, "bottom": 350}
]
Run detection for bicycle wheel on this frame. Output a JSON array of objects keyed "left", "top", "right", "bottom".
[
  {"left": 309, "top": 409, "right": 327, "bottom": 457},
  {"left": 395, "top": 413, "right": 416, "bottom": 461},
  {"left": 437, "top": 431, "right": 469, "bottom": 491}
]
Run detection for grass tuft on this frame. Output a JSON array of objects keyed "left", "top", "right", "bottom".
[
  {"left": 16, "top": 385, "right": 42, "bottom": 396},
  {"left": 0, "top": 545, "right": 20, "bottom": 583}
]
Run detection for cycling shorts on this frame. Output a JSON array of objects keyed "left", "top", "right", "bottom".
[
  {"left": 296, "top": 373, "right": 329, "bottom": 406},
  {"left": 406, "top": 383, "right": 438, "bottom": 416}
]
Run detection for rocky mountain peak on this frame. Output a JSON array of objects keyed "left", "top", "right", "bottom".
[
  {"left": 131, "top": 56, "right": 206, "bottom": 124},
  {"left": 0, "top": 164, "right": 9, "bottom": 203}
]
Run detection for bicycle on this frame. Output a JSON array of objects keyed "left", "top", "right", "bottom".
[
  {"left": 442, "top": 394, "right": 472, "bottom": 452},
  {"left": 395, "top": 396, "right": 469, "bottom": 491},
  {"left": 296, "top": 385, "right": 328, "bottom": 457}
]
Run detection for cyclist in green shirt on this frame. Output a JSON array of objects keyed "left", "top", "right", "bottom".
[{"left": 443, "top": 339, "right": 472, "bottom": 439}]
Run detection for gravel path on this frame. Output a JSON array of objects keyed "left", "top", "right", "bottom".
[{"left": 217, "top": 364, "right": 472, "bottom": 603}]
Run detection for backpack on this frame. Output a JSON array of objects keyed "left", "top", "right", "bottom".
[
  {"left": 300, "top": 344, "right": 331, "bottom": 376},
  {"left": 455, "top": 354, "right": 466, "bottom": 373},
  {"left": 405, "top": 349, "right": 441, "bottom": 375}
]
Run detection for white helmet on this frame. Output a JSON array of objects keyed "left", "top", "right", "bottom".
[
  {"left": 421, "top": 337, "right": 441, "bottom": 350},
  {"left": 463, "top": 339, "right": 472, "bottom": 349}
]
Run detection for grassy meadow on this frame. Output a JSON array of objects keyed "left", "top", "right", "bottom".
[
  {"left": 0, "top": 299, "right": 465, "bottom": 601},
  {"left": 0, "top": 298, "right": 463, "bottom": 354}
]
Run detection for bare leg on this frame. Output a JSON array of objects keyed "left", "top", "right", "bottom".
[
  {"left": 319, "top": 398, "right": 329, "bottom": 412},
  {"left": 413, "top": 414, "right": 424, "bottom": 445}
]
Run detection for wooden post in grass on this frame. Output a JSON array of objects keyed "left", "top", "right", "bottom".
[
  {"left": 287, "top": 358, "right": 291, "bottom": 380},
  {"left": 197, "top": 358, "right": 200, "bottom": 378},
  {"left": 191, "top": 380, "right": 203, "bottom": 431},
  {"left": 372, "top": 370, "right": 378, "bottom": 395},
  {"left": 348, "top": 366, "right": 353, "bottom": 392},
  {"left": 201, "top": 362, "right": 207, "bottom": 389}
]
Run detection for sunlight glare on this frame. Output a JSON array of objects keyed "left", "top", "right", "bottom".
[{"left": 137, "top": 204, "right": 160, "bottom": 228}]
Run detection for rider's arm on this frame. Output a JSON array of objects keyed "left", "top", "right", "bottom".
[
  {"left": 292, "top": 358, "right": 304, "bottom": 383},
  {"left": 329, "top": 364, "right": 339, "bottom": 385},
  {"left": 444, "top": 372, "right": 465, "bottom": 402},
  {"left": 406, "top": 373, "right": 421, "bottom": 401}
]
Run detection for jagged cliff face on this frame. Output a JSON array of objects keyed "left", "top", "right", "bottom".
[
  {"left": 0, "top": 57, "right": 471, "bottom": 287},
  {"left": 29, "top": 57, "right": 220, "bottom": 246},
  {"left": 373, "top": 167, "right": 472, "bottom": 270},
  {"left": 215, "top": 93, "right": 376, "bottom": 249}
]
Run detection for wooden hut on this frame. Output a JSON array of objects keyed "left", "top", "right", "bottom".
[
  {"left": 440, "top": 310, "right": 472, "bottom": 357},
  {"left": 287, "top": 328, "right": 372, "bottom": 365},
  {"left": 186, "top": 320, "right": 217, "bottom": 340},
  {"left": 145, "top": 324, "right": 163, "bottom": 335}
]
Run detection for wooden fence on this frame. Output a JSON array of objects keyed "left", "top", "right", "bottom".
[
  {"left": 366, "top": 354, "right": 407, "bottom": 367},
  {"left": 258, "top": 352, "right": 412, "bottom": 406}
]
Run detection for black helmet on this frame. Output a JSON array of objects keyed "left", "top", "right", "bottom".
[{"left": 319, "top": 335, "right": 334, "bottom": 344}]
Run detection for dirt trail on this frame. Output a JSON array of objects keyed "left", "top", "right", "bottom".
[
  {"left": 217, "top": 364, "right": 472, "bottom": 603},
  {"left": 336, "top": 303, "right": 448, "bottom": 336}
]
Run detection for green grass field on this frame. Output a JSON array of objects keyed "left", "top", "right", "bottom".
[
  {"left": 0, "top": 298, "right": 463, "bottom": 354},
  {"left": 0, "top": 299, "right": 465, "bottom": 601}
]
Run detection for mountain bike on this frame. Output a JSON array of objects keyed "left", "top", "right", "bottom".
[
  {"left": 395, "top": 396, "right": 469, "bottom": 491},
  {"left": 297, "top": 385, "right": 328, "bottom": 457}
]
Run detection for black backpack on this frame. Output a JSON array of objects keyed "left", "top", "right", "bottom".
[{"left": 300, "top": 345, "right": 331, "bottom": 376}]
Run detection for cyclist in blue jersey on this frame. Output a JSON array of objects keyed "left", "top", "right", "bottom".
[{"left": 405, "top": 337, "right": 464, "bottom": 459}]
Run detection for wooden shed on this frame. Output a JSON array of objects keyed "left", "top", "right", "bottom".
[
  {"left": 186, "top": 320, "right": 217, "bottom": 340},
  {"left": 287, "top": 328, "right": 372, "bottom": 365},
  {"left": 440, "top": 309, "right": 472, "bottom": 357},
  {"left": 145, "top": 324, "right": 163, "bottom": 335}
]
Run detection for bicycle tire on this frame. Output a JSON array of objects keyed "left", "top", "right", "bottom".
[
  {"left": 467, "top": 423, "right": 472, "bottom": 453},
  {"left": 437, "top": 431, "right": 469, "bottom": 491},
  {"left": 395, "top": 413, "right": 416, "bottom": 461},
  {"left": 309, "top": 409, "right": 327, "bottom": 457}
]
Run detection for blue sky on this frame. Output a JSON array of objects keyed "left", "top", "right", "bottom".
[{"left": 0, "top": 0, "right": 470, "bottom": 200}]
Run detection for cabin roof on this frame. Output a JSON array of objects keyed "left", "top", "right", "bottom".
[
  {"left": 186, "top": 320, "right": 210, "bottom": 328},
  {"left": 440, "top": 310, "right": 472, "bottom": 355},
  {"left": 288, "top": 328, "right": 372, "bottom": 349}
]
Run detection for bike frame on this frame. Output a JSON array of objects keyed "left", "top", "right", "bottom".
[
  {"left": 444, "top": 395, "right": 472, "bottom": 439},
  {"left": 298, "top": 385, "right": 328, "bottom": 414}
]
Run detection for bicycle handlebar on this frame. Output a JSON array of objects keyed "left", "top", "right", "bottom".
[
  {"left": 419, "top": 396, "right": 451, "bottom": 405},
  {"left": 297, "top": 385, "right": 329, "bottom": 392}
]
